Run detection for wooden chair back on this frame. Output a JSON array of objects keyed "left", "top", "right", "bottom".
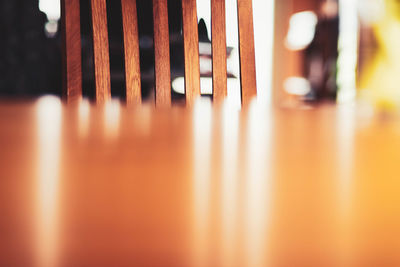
[{"left": 61, "top": 0, "right": 257, "bottom": 106}]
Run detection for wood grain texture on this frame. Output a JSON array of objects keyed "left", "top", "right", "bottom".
[
  {"left": 153, "top": 0, "right": 172, "bottom": 107},
  {"left": 90, "top": 0, "right": 111, "bottom": 103},
  {"left": 121, "top": 0, "right": 142, "bottom": 105},
  {"left": 211, "top": 0, "right": 227, "bottom": 102},
  {"left": 181, "top": 0, "right": 201, "bottom": 106},
  {"left": 61, "top": 0, "right": 82, "bottom": 103},
  {"left": 237, "top": 0, "right": 257, "bottom": 105}
]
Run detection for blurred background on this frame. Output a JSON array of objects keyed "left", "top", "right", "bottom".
[{"left": 0, "top": 0, "right": 396, "bottom": 108}]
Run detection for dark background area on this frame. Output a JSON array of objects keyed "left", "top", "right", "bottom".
[
  {"left": 0, "top": 0, "right": 61, "bottom": 97},
  {"left": 0, "top": 0, "right": 191, "bottom": 100}
]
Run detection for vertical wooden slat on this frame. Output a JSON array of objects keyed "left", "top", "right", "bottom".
[
  {"left": 153, "top": 0, "right": 172, "bottom": 107},
  {"left": 121, "top": 0, "right": 142, "bottom": 104},
  {"left": 61, "top": 0, "right": 82, "bottom": 103},
  {"left": 181, "top": 0, "right": 201, "bottom": 106},
  {"left": 237, "top": 0, "right": 257, "bottom": 105},
  {"left": 211, "top": 0, "right": 227, "bottom": 102},
  {"left": 90, "top": 0, "right": 111, "bottom": 103}
]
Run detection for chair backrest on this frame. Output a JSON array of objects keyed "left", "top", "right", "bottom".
[{"left": 61, "top": 0, "right": 257, "bottom": 106}]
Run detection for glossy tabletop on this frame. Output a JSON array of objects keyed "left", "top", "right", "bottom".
[{"left": 1, "top": 97, "right": 400, "bottom": 267}]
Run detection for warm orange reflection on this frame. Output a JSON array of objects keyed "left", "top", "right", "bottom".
[
  {"left": 244, "top": 101, "right": 271, "bottom": 267},
  {"left": 78, "top": 98, "right": 90, "bottom": 138},
  {"left": 336, "top": 104, "right": 357, "bottom": 265},
  {"left": 2, "top": 99, "right": 400, "bottom": 266},
  {"left": 104, "top": 99, "right": 121, "bottom": 140},
  {"left": 221, "top": 100, "right": 240, "bottom": 267},
  {"left": 132, "top": 104, "right": 152, "bottom": 136},
  {"left": 336, "top": 105, "right": 357, "bottom": 213},
  {"left": 193, "top": 98, "right": 213, "bottom": 266},
  {"left": 36, "top": 96, "right": 62, "bottom": 267}
]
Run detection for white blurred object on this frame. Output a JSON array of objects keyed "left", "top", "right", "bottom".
[
  {"left": 358, "top": 0, "right": 385, "bottom": 24},
  {"left": 285, "top": 11, "right": 318, "bottom": 51},
  {"left": 172, "top": 77, "right": 242, "bottom": 109},
  {"left": 39, "top": 0, "right": 60, "bottom": 37},
  {"left": 39, "top": 0, "right": 61, "bottom": 21},
  {"left": 253, "top": 0, "right": 275, "bottom": 104},
  {"left": 104, "top": 99, "right": 121, "bottom": 140},
  {"left": 45, "top": 20, "right": 59, "bottom": 37},
  {"left": 337, "top": 0, "right": 359, "bottom": 103},
  {"left": 284, "top": 77, "right": 311, "bottom": 96}
]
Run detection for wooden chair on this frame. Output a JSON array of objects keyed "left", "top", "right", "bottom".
[{"left": 61, "top": 0, "right": 257, "bottom": 106}]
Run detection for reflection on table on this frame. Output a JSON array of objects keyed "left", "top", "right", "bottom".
[{"left": 0, "top": 97, "right": 400, "bottom": 266}]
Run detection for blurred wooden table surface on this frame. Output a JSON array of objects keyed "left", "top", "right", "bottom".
[{"left": 1, "top": 97, "right": 400, "bottom": 267}]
